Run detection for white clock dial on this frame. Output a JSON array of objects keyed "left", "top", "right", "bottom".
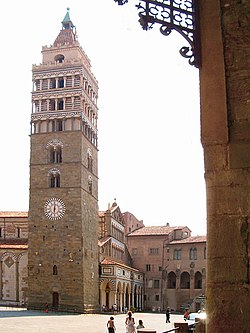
[{"left": 44, "top": 198, "right": 65, "bottom": 220}]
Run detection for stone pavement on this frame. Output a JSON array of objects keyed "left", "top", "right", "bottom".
[{"left": 0, "top": 307, "right": 186, "bottom": 333}]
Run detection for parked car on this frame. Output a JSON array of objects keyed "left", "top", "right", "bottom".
[{"left": 187, "top": 311, "right": 206, "bottom": 331}]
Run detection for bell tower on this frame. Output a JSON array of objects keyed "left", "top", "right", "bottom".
[{"left": 27, "top": 9, "right": 99, "bottom": 312}]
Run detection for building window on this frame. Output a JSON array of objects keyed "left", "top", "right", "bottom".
[
  {"left": 154, "top": 280, "right": 160, "bottom": 289},
  {"left": 155, "top": 294, "right": 160, "bottom": 301},
  {"left": 50, "top": 99, "right": 56, "bottom": 110},
  {"left": 88, "top": 175, "right": 93, "bottom": 194},
  {"left": 17, "top": 227, "right": 21, "bottom": 238},
  {"left": 49, "top": 145, "right": 62, "bottom": 163},
  {"left": 146, "top": 264, "right": 151, "bottom": 271},
  {"left": 50, "top": 173, "right": 60, "bottom": 188},
  {"left": 148, "top": 279, "right": 153, "bottom": 288},
  {"left": 0, "top": 228, "right": 2, "bottom": 238},
  {"left": 87, "top": 153, "right": 93, "bottom": 172},
  {"left": 149, "top": 248, "right": 159, "bottom": 255},
  {"left": 58, "top": 78, "right": 64, "bottom": 88},
  {"left": 159, "top": 266, "right": 162, "bottom": 271},
  {"left": 53, "top": 265, "right": 58, "bottom": 275},
  {"left": 57, "top": 120, "right": 63, "bottom": 131},
  {"left": 195, "top": 271, "right": 202, "bottom": 289},
  {"left": 51, "top": 79, "right": 56, "bottom": 89},
  {"left": 190, "top": 248, "right": 197, "bottom": 260},
  {"left": 180, "top": 272, "right": 190, "bottom": 289},
  {"left": 132, "top": 248, "right": 137, "bottom": 255},
  {"left": 167, "top": 271, "right": 176, "bottom": 289},
  {"left": 58, "top": 99, "right": 64, "bottom": 110},
  {"left": 173, "top": 249, "right": 181, "bottom": 260}
]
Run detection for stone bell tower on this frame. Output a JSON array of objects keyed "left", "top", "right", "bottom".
[{"left": 27, "top": 9, "right": 99, "bottom": 312}]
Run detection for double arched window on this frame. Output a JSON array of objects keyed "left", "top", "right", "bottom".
[
  {"left": 189, "top": 248, "right": 197, "bottom": 260},
  {"left": 173, "top": 249, "right": 181, "bottom": 260},
  {"left": 47, "top": 140, "right": 63, "bottom": 164},
  {"left": 88, "top": 175, "right": 93, "bottom": 194},
  {"left": 48, "top": 168, "right": 61, "bottom": 188}
]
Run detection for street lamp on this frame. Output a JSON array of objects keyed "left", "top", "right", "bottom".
[{"left": 113, "top": 0, "right": 201, "bottom": 68}]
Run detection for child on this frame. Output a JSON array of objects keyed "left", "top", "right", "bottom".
[
  {"left": 107, "top": 316, "right": 116, "bottom": 333},
  {"left": 136, "top": 319, "right": 145, "bottom": 329}
]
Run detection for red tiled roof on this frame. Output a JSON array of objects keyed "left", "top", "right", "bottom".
[
  {"left": 0, "top": 244, "right": 28, "bottom": 250},
  {"left": 53, "top": 29, "right": 76, "bottom": 47},
  {"left": 101, "top": 258, "right": 139, "bottom": 271},
  {"left": 127, "top": 226, "right": 185, "bottom": 236},
  {"left": 0, "top": 239, "right": 28, "bottom": 245},
  {"left": 170, "top": 235, "right": 206, "bottom": 244},
  {"left": 0, "top": 212, "right": 28, "bottom": 218},
  {"left": 98, "top": 237, "right": 111, "bottom": 247}
]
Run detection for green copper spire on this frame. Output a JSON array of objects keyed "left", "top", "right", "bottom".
[
  {"left": 61, "top": 7, "right": 75, "bottom": 29},
  {"left": 53, "top": 8, "right": 77, "bottom": 46}
]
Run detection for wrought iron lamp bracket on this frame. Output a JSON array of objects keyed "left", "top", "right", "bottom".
[{"left": 114, "top": 0, "right": 201, "bottom": 68}]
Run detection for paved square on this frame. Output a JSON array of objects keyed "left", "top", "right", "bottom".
[{"left": 0, "top": 308, "right": 185, "bottom": 333}]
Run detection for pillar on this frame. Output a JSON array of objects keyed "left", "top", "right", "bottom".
[{"left": 200, "top": 1, "right": 250, "bottom": 332}]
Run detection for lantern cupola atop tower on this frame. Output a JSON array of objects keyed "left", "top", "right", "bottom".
[{"left": 53, "top": 8, "right": 77, "bottom": 47}]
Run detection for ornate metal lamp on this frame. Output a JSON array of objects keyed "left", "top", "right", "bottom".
[{"left": 113, "top": 0, "right": 201, "bottom": 68}]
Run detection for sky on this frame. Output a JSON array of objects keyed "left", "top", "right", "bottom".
[{"left": 0, "top": 0, "right": 206, "bottom": 235}]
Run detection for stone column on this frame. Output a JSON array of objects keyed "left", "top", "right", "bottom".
[
  {"left": 15, "top": 261, "right": 19, "bottom": 302},
  {"left": 200, "top": 1, "right": 250, "bottom": 332},
  {"left": 0, "top": 260, "right": 2, "bottom": 300}
]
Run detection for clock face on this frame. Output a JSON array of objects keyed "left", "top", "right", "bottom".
[{"left": 44, "top": 198, "right": 65, "bottom": 220}]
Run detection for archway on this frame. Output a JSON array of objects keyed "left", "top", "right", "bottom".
[{"left": 52, "top": 292, "right": 59, "bottom": 311}]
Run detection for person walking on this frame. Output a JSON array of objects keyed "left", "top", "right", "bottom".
[
  {"left": 107, "top": 316, "right": 116, "bottom": 333},
  {"left": 125, "top": 311, "right": 136, "bottom": 333},
  {"left": 166, "top": 307, "right": 171, "bottom": 323}
]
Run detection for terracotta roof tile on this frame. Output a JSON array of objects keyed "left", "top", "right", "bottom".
[
  {"left": 101, "top": 258, "right": 139, "bottom": 271},
  {"left": 128, "top": 226, "right": 184, "bottom": 236},
  {"left": 0, "top": 212, "right": 28, "bottom": 218},
  {"left": 0, "top": 239, "right": 28, "bottom": 245},
  {"left": 0, "top": 244, "right": 28, "bottom": 250},
  {"left": 170, "top": 235, "right": 206, "bottom": 244}
]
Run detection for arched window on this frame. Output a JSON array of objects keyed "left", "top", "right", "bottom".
[
  {"left": 88, "top": 175, "right": 93, "bottom": 194},
  {"left": 50, "top": 99, "right": 56, "bottom": 110},
  {"left": 58, "top": 78, "right": 64, "bottom": 88},
  {"left": 58, "top": 99, "right": 64, "bottom": 110},
  {"left": 180, "top": 272, "right": 190, "bottom": 289},
  {"left": 49, "top": 173, "right": 60, "bottom": 188},
  {"left": 167, "top": 271, "right": 176, "bottom": 289},
  {"left": 173, "top": 249, "right": 181, "bottom": 260},
  {"left": 49, "top": 145, "right": 62, "bottom": 163},
  {"left": 189, "top": 248, "right": 197, "bottom": 260},
  {"left": 54, "top": 54, "right": 65, "bottom": 63},
  {"left": 87, "top": 149, "right": 93, "bottom": 172},
  {"left": 48, "top": 168, "right": 61, "bottom": 188},
  {"left": 47, "top": 140, "right": 64, "bottom": 164},
  {"left": 194, "top": 271, "right": 202, "bottom": 289},
  {"left": 51, "top": 79, "right": 56, "bottom": 89},
  {"left": 53, "top": 265, "right": 58, "bottom": 275}
]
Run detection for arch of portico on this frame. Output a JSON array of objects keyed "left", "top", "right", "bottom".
[
  {"left": 0, "top": 251, "right": 28, "bottom": 304},
  {"left": 99, "top": 278, "right": 143, "bottom": 312}
]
